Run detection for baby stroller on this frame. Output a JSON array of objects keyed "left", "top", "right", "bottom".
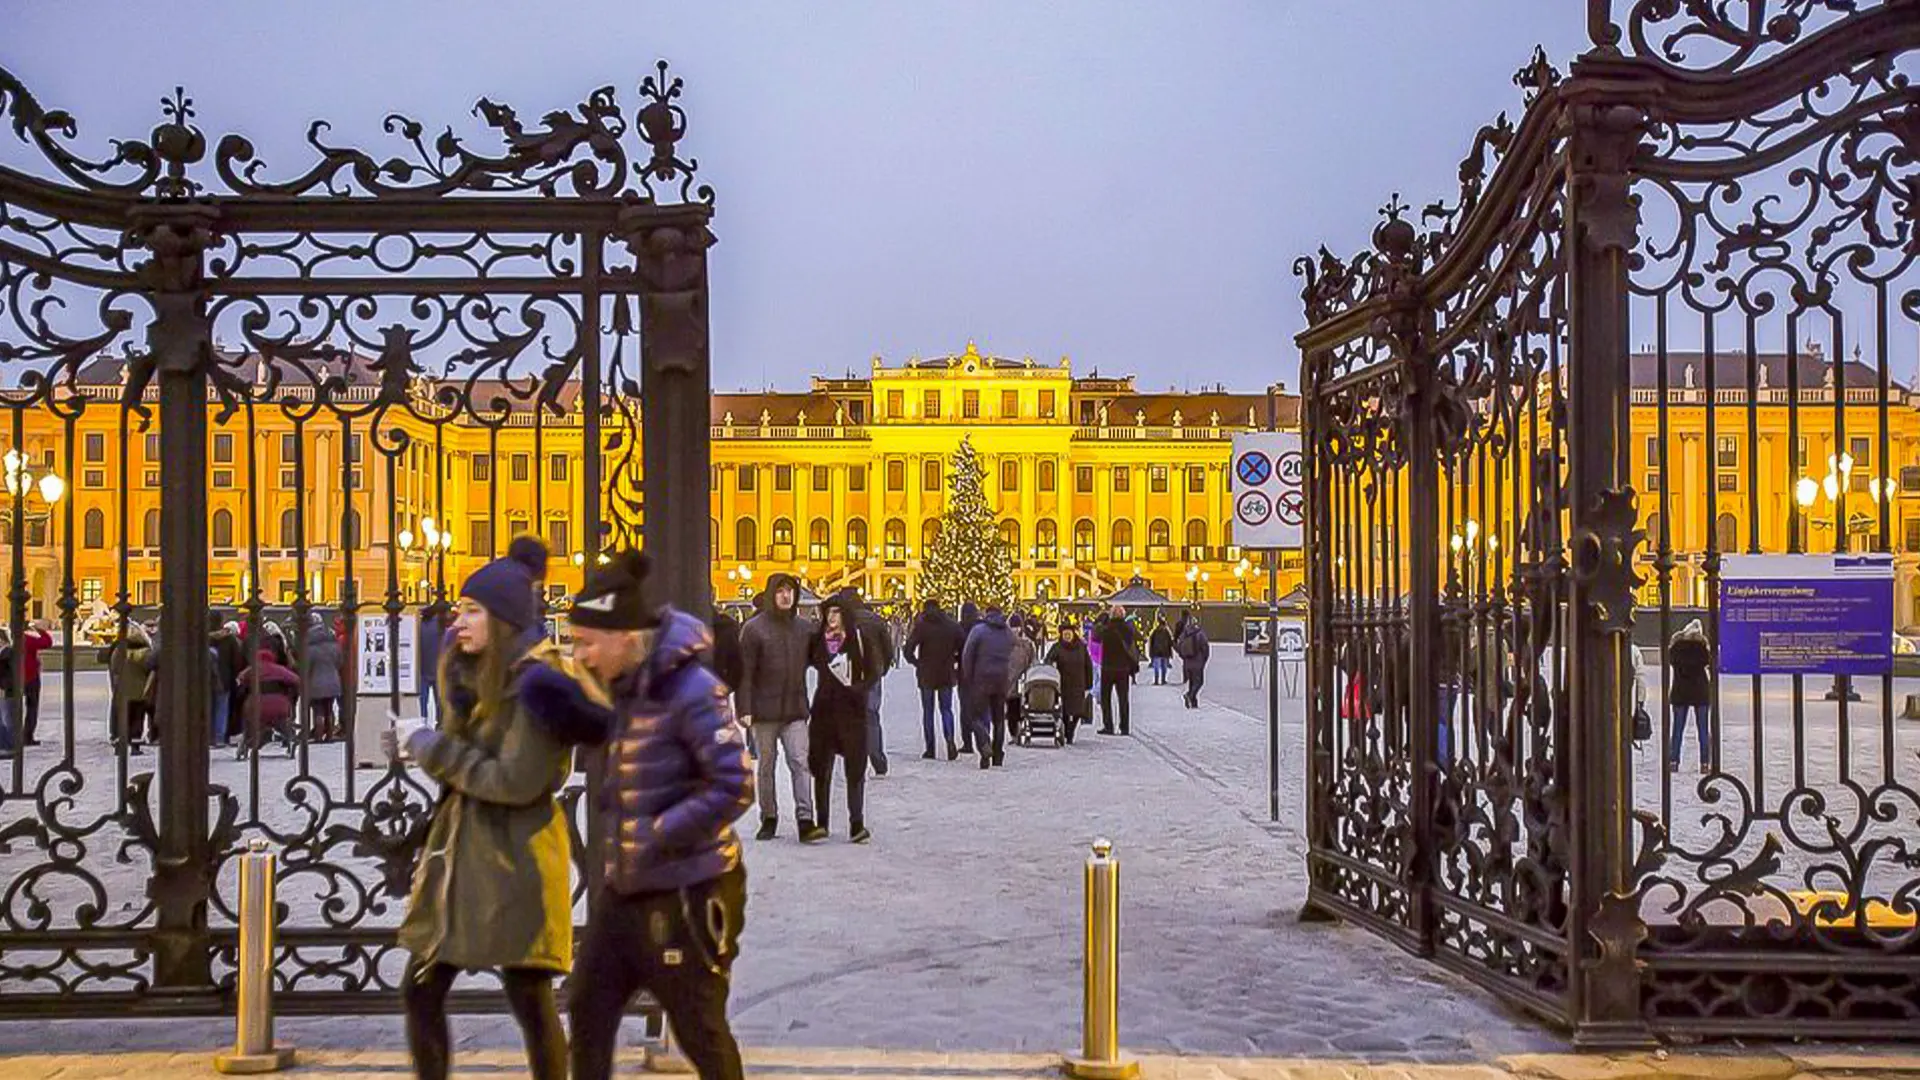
[{"left": 1016, "top": 664, "right": 1067, "bottom": 748}]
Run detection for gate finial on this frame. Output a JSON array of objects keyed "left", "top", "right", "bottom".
[{"left": 1587, "top": 0, "right": 1622, "bottom": 55}]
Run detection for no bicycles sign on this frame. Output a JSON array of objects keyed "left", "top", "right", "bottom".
[{"left": 1231, "top": 432, "right": 1302, "bottom": 549}]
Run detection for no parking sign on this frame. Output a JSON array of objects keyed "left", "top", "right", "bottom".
[{"left": 1231, "top": 432, "right": 1302, "bottom": 548}]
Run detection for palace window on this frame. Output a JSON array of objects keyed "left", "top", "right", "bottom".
[
  {"left": 1188, "top": 465, "right": 1205, "bottom": 493},
  {"left": 279, "top": 508, "right": 300, "bottom": 549},
  {"left": 1000, "top": 459, "right": 1019, "bottom": 492},
  {"left": 884, "top": 518, "right": 907, "bottom": 560},
  {"left": 214, "top": 433, "right": 234, "bottom": 464},
  {"left": 1185, "top": 519, "right": 1208, "bottom": 561},
  {"left": 1906, "top": 518, "right": 1920, "bottom": 554},
  {"left": 1079, "top": 400, "right": 1097, "bottom": 425},
  {"left": 1150, "top": 466, "right": 1168, "bottom": 493},
  {"left": 144, "top": 508, "right": 161, "bottom": 549},
  {"left": 512, "top": 454, "right": 530, "bottom": 483},
  {"left": 735, "top": 517, "right": 758, "bottom": 560},
  {"left": 349, "top": 434, "right": 363, "bottom": 464},
  {"left": 887, "top": 390, "right": 904, "bottom": 418},
  {"left": 739, "top": 464, "right": 757, "bottom": 492},
  {"left": 810, "top": 518, "right": 831, "bottom": 561},
  {"left": 1001, "top": 390, "right": 1018, "bottom": 418},
  {"left": 212, "top": 509, "right": 234, "bottom": 550},
  {"left": 923, "top": 458, "right": 942, "bottom": 492},
  {"left": 998, "top": 519, "right": 1020, "bottom": 557},
  {"left": 813, "top": 465, "right": 830, "bottom": 491},
  {"left": 150, "top": 435, "right": 164, "bottom": 461},
  {"left": 84, "top": 433, "right": 104, "bottom": 464},
  {"left": 1112, "top": 520, "right": 1133, "bottom": 562},
  {"left": 776, "top": 464, "right": 793, "bottom": 492},
  {"left": 1074, "top": 519, "right": 1095, "bottom": 562},
  {"left": 473, "top": 453, "right": 492, "bottom": 482},
  {"left": 1076, "top": 466, "right": 1093, "bottom": 494},
  {"left": 1148, "top": 518, "right": 1171, "bottom": 554},
  {"left": 548, "top": 518, "right": 570, "bottom": 557},
  {"left": 1038, "top": 460, "right": 1056, "bottom": 492},
  {"left": 1039, "top": 390, "right": 1056, "bottom": 419},
  {"left": 887, "top": 459, "right": 905, "bottom": 492},
  {"left": 924, "top": 390, "right": 940, "bottom": 419},
  {"left": 1716, "top": 436, "right": 1738, "bottom": 469},
  {"left": 848, "top": 466, "right": 866, "bottom": 492},
  {"left": 509, "top": 517, "right": 530, "bottom": 543},
  {"left": 922, "top": 517, "right": 941, "bottom": 552},
  {"left": 1643, "top": 437, "right": 1660, "bottom": 493},
  {"left": 1036, "top": 520, "right": 1058, "bottom": 560},
  {"left": 214, "top": 468, "right": 233, "bottom": 489},
  {"left": 1114, "top": 466, "right": 1130, "bottom": 492},
  {"left": 963, "top": 390, "right": 980, "bottom": 419},
  {"left": 550, "top": 453, "right": 569, "bottom": 482},
  {"left": 847, "top": 519, "right": 867, "bottom": 560},
  {"left": 1797, "top": 436, "right": 1809, "bottom": 471},
  {"left": 772, "top": 518, "right": 794, "bottom": 549},
  {"left": 470, "top": 518, "right": 492, "bottom": 557},
  {"left": 1715, "top": 513, "right": 1737, "bottom": 553},
  {"left": 847, "top": 400, "right": 866, "bottom": 424}
]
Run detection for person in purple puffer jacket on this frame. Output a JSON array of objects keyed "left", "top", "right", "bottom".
[{"left": 522, "top": 549, "right": 753, "bottom": 1080}]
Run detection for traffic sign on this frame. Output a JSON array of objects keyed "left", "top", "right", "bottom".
[{"left": 1231, "top": 432, "right": 1302, "bottom": 549}]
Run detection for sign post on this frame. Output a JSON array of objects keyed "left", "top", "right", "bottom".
[{"left": 1232, "top": 431, "right": 1302, "bottom": 825}]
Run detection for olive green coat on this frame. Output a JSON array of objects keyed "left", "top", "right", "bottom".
[{"left": 395, "top": 657, "right": 575, "bottom": 974}]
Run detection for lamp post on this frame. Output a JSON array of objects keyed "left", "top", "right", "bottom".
[
  {"left": 1797, "top": 457, "right": 1868, "bottom": 702},
  {"left": 1185, "top": 564, "right": 1200, "bottom": 603},
  {"left": 3, "top": 451, "right": 66, "bottom": 619}
]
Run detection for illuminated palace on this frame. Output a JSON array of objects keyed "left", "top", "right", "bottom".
[{"left": 7, "top": 341, "right": 1920, "bottom": 627}]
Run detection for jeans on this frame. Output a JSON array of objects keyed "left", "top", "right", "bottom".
[
  {"left": 866, "top": 681, "right": 887, "bottom": 774},
  {"left": 417, "top": 682, "right": 435, "bottom": 723},
  {"left": 20, "top": 679, "right": 39, "bottom": 743},
  {"left": 1099, "top": 676, "right": 1131, "bottom": 734},
  {"left": 211, "top": 691, "right": 231, "bottom": 747},
  {"left": 971, "top": 693, "right": 1007, "bottom": 761},
  {"left": 1183, "top": 665, "right": 1205, "bottom": 707},
  {"left": 920, "top": 686, "right": 955, "bottom": 750},
  {"left": 1669, "top": 702, "right": 1709, "bottom": 765},
  {"left": 1150, "top": 657, "right": 1170, "bottom": 684},
  {"left": 568, "top": 869, "right": 747, "bottom": 1080},
  {"left": 749, "top": 719, "right": 815, "bottom": 824}
]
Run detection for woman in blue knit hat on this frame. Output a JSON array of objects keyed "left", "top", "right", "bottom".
[{"left": 382, "top": 536, "right": 596, "bottom": 1080}]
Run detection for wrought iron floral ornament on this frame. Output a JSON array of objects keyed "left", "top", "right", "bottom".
[{"left": 1571, "top": 487, "right": 1645, "bottom": 636}]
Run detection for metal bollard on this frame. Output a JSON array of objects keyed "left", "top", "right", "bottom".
[
  {"left": 215, "top": 839, "right": 297, "bottom": 1075},
  {"left": 1064, "top": 838, "right": 1138, "bottom": 1080}
]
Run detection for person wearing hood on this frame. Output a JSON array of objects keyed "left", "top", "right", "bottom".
[
  {"left": 1094, "top": 604, "right": 1140, "bottom": 735},
  {"left": 709, "top": 607, "right": 745, "bottom": 697},
  {"left": 532, "top": 550, "right": 754, "bottom": 1080},
  {"left": 1174, "top": 611, "right": 1211, "bottom": 709},
  {"left": 738, "top": 572, "right": 822, "bottom": 843},
  {"left": 303, "top": 613, "right": 347, "bottom": 742},
  {"left": 959, "top": 606, "right": 1018, "bottom": 769},
  {"left": 382, "top": 537, "right": 578, "bottom": 1080},
  {"left": 210, "top": 616, "right": 245, "bottom": 749},
  {"left": 1044, "top": 622, "right": 1094, "bottom": 744},
  {"left": 109, "top": 623, "right": 157, "bottom": 754},
  {"left": 836, "top": 588, "right": 897, "bottom": 778},
  {"left": 808, "top": 593, "right": 876, "bottom": 841},
  {"left": 955, "top": 601, "right": 982, "bottom": 755},
  {"left": 235, "top": 642, "right": 301, "bottom": 756},
  {"left": 902, "top": 599, "right": 963, "bottom": 760},
  {"left": 1667, "top": 619, "right": 1713, "bottom": 774},
  {"left": 1148, "top": 618, "right": 1175, "bottom": 686}
]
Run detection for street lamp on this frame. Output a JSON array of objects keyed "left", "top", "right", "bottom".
[
  {"left": 1186, "top": 563, "right": 1200, "bottom": 602},
  {"left": 1795, "top": 464, "right": 1864, "bottom": 702}
]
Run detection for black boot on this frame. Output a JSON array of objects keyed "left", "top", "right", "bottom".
[
  {"left": 922, "top": 747, "right": 936, "bottom": 760},
  {"left": 979, "top": 751, "right": 991, "bottom": 771},
  {"left": 756, "top": 817, "right": 778, "bottom": 841},
  {"left": 946, "top": 740, "right": 959, "bottom": 761}
]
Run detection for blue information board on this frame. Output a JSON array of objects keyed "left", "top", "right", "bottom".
[{"left": 1718, "top": 554, "right": 1893, "bottom": 676}]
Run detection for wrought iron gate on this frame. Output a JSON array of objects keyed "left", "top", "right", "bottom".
[
  {"left": 1299, "top": 0, "right": 1919, "bottom": 1045},
  {"left": 0, "top": 63, "right": 715, "bottom": 1015}
]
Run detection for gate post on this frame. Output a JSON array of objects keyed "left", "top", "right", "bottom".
[
  {"left": 1561, "top": 82, "right": 1654, "bottom": 1049},
  {"left": 626, "top": 210, "right": 716, "bottom": 619},
  {"left": 130, "top": 191, "right": 220, "bottom": 1000}
]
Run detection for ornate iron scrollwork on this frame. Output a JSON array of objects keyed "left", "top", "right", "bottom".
[{"left": 1571, "top": 487, "right": 1646, "bottom": 636}]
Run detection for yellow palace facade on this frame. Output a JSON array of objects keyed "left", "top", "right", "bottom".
[{"left": 7, "top": 342, "right": 1920, "bottom": 628}]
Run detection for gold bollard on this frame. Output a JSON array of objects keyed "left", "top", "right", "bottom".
[
  {"left": 1064, "top": 838, "right": 1138, "bottom": 1080},
  {"left": 215, "top": 839, "right": 297, "bottom": 1074}
]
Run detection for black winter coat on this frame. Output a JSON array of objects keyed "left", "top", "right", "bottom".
[
  {"left": 1043, "top": 639, "right": 1094, "bottom": 718},
  {"left": 709, "top": 611, "right": 745, "bottom": 693},
  {"left": 1669, "top": 637, "right": 1713, "bottom": 707},
  {"left": 1149, "top": 625, "right": 1174, "bottom": 660},
  {"left": 1094, "top": 619, "right": 1141, "bottom": 679},
  {"left": 903, "top": 610, "right": 963, "bottom": 690},
  {"left": 809, "top": 603, "right": 874, "bottom": 728}
]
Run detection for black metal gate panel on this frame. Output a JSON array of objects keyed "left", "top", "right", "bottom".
[
  {"left": 1299, "top": 0, "right": 1919, "bottom": 1045},
  {"left": 0, "top": 64, "right": 715, "bottom": 1016}
]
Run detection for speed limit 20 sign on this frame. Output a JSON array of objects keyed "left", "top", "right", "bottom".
[{"left": 1231, "top": 432, "right": 1302, "bottom": 549}]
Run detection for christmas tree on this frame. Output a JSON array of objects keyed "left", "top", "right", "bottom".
[{"left": 920, "top": 436, "right": 1016, "bottom": 611}]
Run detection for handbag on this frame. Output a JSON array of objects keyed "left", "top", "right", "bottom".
[{"left": 1632, "top": 704, "right": 1653, "bottom": 743}]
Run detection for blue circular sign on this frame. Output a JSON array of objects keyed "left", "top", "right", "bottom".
[{"left": 1236, "top": 451, "right": 1272, "bottom": 487}]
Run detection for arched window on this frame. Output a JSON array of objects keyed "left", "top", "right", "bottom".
[
  {"left": 884, "top": 518, "right": 907, "bottom": 560},
  {"left": 1185, "top": 518, "right": 1208, "bottom": 560},
  {"left": 998, "top": 519, "right": 1020, "bottom": 558},
  {"left": 735, "top": 517, "right": 758, "bottom": 560},
  {"left": 1074, "top": 520, "right": 1095, "bottom": 562},
  {"left": 809, "top": 518, "right": 831, "bottom": 561},
  {"left": 1148, "top": 518, "right": 1171, "bottom": 557},
  {"left": 1112, "top": 520, "right": 1134, "bottom": 562},
  {"left": 1038, "top": 460, "right": 1056, "bottom": 493},
  {"left": 1036, "top": 519, "right": 1058, "bottom": 560},
  {"left": 83, "top": 507, "right": 105, "bottom": 549},
  {"left": 847, "top": 519, "right": 868, "bottom": 559},
  {"left": 342, "top": 507, "right": 362, "bottom": 550},
  {"left": 773, "top": 517, "right": 794, "bottom": 547},
  {"left": 143, "top": 508, "right": 160, "bottom": 549},
  {"left": 1715, "top": 512, "right": 1738, "bottom": 553},
  {"left": 279, "top": 508, "right": 300, "bottom": 550},
  {"left": 922, "top": 518, "right": 940, "bottom": 553},
  {"left": 212, "top": 508, "right": 234, "bottom": 550}
]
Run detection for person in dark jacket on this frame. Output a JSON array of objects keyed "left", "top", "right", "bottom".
[
  {"left": 383, "top": 537, "right": 578, "bottom": 1080},
  {"left": 109, "top": 623, "right": 157, "bottom": 754},
  {"left": 1148, "top": 618, "right": 1175, "bottom": 685},
  {"left": 955, "top": 601, "right": 982, "bottom": 755},
  {"left": 416, "top": 602, "right": 450, "bottom": 721},
  {"left": 1043, "top": 622, "right": 1094, "bottom": 745},
  {"left": 1174, "top": 612, "right": 1211, "bottom": 709},
  {"left": 809, "top": 594, "right": 875, "bottom": 841},
  {"left": 529, "top": 549, "right": 753, "bottom": 1080},
  {"left": 1668, "top": 619, "right": 1713, "bottom": 773},
  {"left": 210, "top": 618, "right": 245, "bottom": 748},
  {"left": 842, "top": 590, "right": 896, "bottom": 778},
  {"left": 738, "top": 572, "right": 820, "bottom": 842},
  {"left": 1094, "top": 605, "right": 1140, "bottom": 735},
  {"left": 903, "top": 599, "right": 963, "bottom": 760},
  {"left": 303, "top": 615, "right": 346, "bottom": 742},
  {"left": 959, "top": 607, "right": 1018, "bottom": 769},
  {"left": 709, "top": 608, "right": 745, "bottom": 698},
  {"left": 235, "top": 648, "right": 299, "bottom": 755}
]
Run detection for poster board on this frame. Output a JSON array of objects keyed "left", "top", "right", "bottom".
[
  {"left": 355, "top": 612, "right": 419, "bottom": 696},
  {"left": 1719, "top": 553, "right": 1893, "bottom": 676}
]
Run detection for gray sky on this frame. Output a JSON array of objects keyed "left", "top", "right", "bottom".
[{"left": 6, "top": 2, "right": 1591, "bottom": 393}]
